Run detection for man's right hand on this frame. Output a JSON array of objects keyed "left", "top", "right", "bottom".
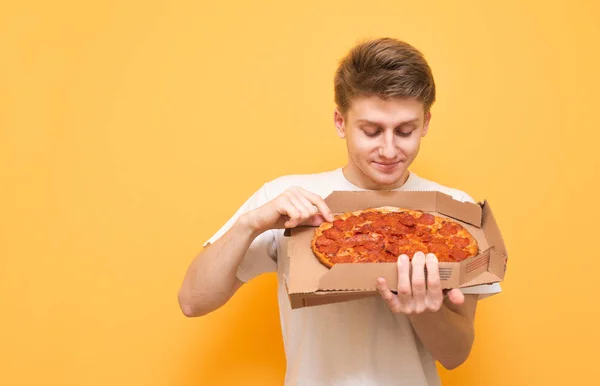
[{"left": 243, "top": 187, "right": 334, "bottom": 233}]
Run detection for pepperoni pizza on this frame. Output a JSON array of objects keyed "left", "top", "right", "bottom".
[{"left": 311, "top": 207, "right": 478, "bottom": 268}]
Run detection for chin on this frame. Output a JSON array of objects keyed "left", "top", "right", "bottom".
[{"left": 365, "top": 167, "right": 406, "bottom": 187}]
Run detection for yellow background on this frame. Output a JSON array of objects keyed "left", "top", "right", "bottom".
[{"left": 2, "top": 0, "right": 599, "bottom": 385}]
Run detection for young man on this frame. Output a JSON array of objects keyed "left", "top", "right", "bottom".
[{"left": 178, "top": 37, "right": 501, "bottom": 385}]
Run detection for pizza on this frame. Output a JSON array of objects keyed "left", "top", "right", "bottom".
[{"left": 311, "top": 207, "right": 478, "bottom": 268}]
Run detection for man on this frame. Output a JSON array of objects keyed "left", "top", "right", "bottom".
[{"left": 178, "top": 37, "right": 501, "bottom": 385}]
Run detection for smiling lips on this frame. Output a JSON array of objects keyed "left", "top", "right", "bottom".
[{"left": 372, "top": 160, "right": 401, "bottom": 172}]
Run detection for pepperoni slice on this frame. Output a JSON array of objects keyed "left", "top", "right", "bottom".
[
  {"left": 428, "top": 237, "right": 447, "bottom": 245},
  {"left": 323, "top": 227, "right": 344, "bottom": 240},
  {"left": 449, "top": 247, "right": 470, "bottom": 261},
  {"left": 385, "top": 212, "right": 402, "bottom": 223},
  {"left": 357, "top": 223, "right": 373, "bottom": 234},
  {"left": 428, "top": 243, "right": 450, "bottom": 255},
  {"left": 383, "top": 214, "right": 398, "bottom": 225},
  {"left": 363, "top": 239, "right": 384, "bottom": 251},
  {"left": 415, "top": 226, "right": 431, "bottom": 236},
  {"left": 354, "top": 246, "right": 369, "bottom": 256},
  {"left": 377, "top": 251, "right": 394, "bottom": 262},
  {"left": 399, "top": 212, "right": 415, "bottom": 226},
  {"left": 451, "top": 236, "right": 470, "bottom": 248},
  {"left": 397, "top": 238, "right": 410, "bottom": 247},
  {"left": 318, "top": 243, "right": 340, "bottom": 254},
  {"left": 338, "top": 238, "right": 356, "bottom": 248},
  {"left": 390, "top": 223, "right": 411, "bottom": 235},
  {"left": 385, "top": 234, "right": 400, "bottom": 244},
  {"left": 340, "top": 234, "right": 369, "bottom": 248},
  {"left": 333, "top": 219, "right": 354, "bottom": 231},
  {"left": 331, "top": 254, "right": 353, "bottom": 264},
  {"left": 438, "top": 222, "right": 459, "bottom": 236},
  {"left": 435, "top": 253, "right": 452, "bottom": 262},
  {"left": 385, "top": 243, "right": 401, "bottom": 256},
  {"left": 345, "top": 215, "right": 361, "bottom": 226},
  {"left": 315, "top": 235, "right": 336, "bottom": 246},
  {"left": 385, "top": 237, "right": 408, "bottom": 252},
  {"left": 404, "top": 247, "right": 418, "bottom": 257},
  {"left": 416, "top": 213, "right": 435, "bottom": 225},
  {"left": 419, "top": 233, "right": 434, "bottom": 242},
  {"left": 370, "top": 220, "right": 388, "bottom": 231},
  {"left": 352, "top": 234, "right": 373, "bottom": 244},
  {"left": 359, "top": 211, "right": 380, "bottom": 221}
]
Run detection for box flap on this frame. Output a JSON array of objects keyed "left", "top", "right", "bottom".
[
  {"left": 461, "top": 248, "right": 493, "bottom": 283},
  {"left": 487, "top": 248, "right": 507, "bottom": 280},
  {"left": 435, "top": 192, "right": 482, "bottom": 227},
  {"left": 481, "top": 201, "right": 508, "bottom": 256},
  {"left": 286, "top": 226, "right": 323, "bottom": 293},
  {"left": 288, "top": 291, "right": 379, "bottom": 309},
  {"left": 318, "top": 263, "right": 396, "bottom": 291},
  {"left": 460, "top": 272, "right": 503, "bottom": 287},
  {"left": 323, "top": 191, "right": 438, "bottom": 213}
]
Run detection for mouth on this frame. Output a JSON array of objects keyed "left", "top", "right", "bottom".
[{"left": 372, "top": 160, "right": 401, "bottom": 172}]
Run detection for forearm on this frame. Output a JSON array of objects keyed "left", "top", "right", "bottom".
[
  {"left": 407, "top": 297, "right": 476, "bottom": 369},
  {"left": 178, "top": 214, "right": 260, "bottom": 317}
]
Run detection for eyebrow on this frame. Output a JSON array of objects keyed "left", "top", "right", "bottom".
[{"left": 355, "top": 118, "right": 419, "bottom": 128}]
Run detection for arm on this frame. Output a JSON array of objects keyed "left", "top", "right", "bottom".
[
  {"left": 178, "top": 187, "right": 333, "bottom": 317},
  {"left": 377, "top": 252, "right": 478, "bottom": 370},
  {"left": 177, "top": 214, "right": 260, "bottom": 317},
  {"left": 407, "top": 294, "right": 477, "bottom": 369}
]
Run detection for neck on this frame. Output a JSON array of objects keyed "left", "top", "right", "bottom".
[{"left": 342, "top": 163, "right": 410, "bottom": 190}]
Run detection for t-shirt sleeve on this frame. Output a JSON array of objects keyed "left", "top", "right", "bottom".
[
  {"left": 460, "top": 282, "right": 502, "bottom": 300},
  {"left": 203, "top": 184, "right": 277, "bottom": 283}
]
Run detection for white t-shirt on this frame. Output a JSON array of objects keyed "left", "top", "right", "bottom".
[{"left": 205, "top": 168, "right": 501, "bottom": 386}]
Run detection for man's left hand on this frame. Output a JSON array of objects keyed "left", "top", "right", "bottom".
[{"left": 376, "top": 251, "right": 465, "bottom": 314}]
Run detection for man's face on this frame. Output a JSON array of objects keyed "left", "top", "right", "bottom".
[{"left": 334, "top": 95, "right": 431, "bottom": 190}]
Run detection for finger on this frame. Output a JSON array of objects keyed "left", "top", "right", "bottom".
[
  {"left": 304, "top": 213, "right": 327, "bottom": 227},
  {"left": 396, "top": 254, "right": 412, "bottom": 307},
  {"left": 278, "top": 200, "right": 301, "bottom": 228},
  {"left": 285, "top": 191, "right": 311, "bottom": 219},
  {"left": 376, "top": 277, "right": 402, "bottom": 313},
  {"left": 425, "top": 253, "right": 443, "bottom": 311},
  {"left": 411, "top": 252, "right": 427, "bottom": 313},
  {"left": 296, "top": 187, "right": 334, "bottom": 222},
  {"left": 291, "top": 189, "right": 319, "bottom": 219},
  {"left": 447, "top": 288, "right": 465, "bottom": 305}
]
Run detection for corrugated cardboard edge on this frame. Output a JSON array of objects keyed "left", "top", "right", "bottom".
[{"left": 285, "top": 275, "right": 377, "bottom": 309}]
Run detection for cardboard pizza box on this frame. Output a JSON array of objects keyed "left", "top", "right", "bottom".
[{"left": 283, "top": 191, "right": 508, "bottom": 309}]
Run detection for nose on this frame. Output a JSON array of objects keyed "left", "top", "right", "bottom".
[{"left": 378, "top": 131, "right": 397, "bottom": 159}]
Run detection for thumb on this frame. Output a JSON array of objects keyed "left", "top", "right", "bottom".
[{"left": 447, "top": 289, "right": 465, "bottom": 305}]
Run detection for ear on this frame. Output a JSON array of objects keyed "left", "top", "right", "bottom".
[
  {"left": 334, "top": 108, "right": 346, "bottom": 139},
  {"left": 422, "top": 111, "right": 432, "bottom": 137}
]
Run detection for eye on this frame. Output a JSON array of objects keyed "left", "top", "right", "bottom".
[
  {"left": 396, "top": 130, "right": 414, "bottom": 137},
  {"left": 363, "top": 129, "right": 381, "bottom": 137}
]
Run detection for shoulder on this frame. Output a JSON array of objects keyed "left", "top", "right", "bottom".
[
  {"left": 406, "top": 172, "right": 476, "bottom": 204},
  {"left": 263, "top": 169, "right": 340, "bottom": 199}
]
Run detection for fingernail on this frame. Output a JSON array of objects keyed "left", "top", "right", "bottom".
[
  {"left": 427, "top": 254, "right": 437, "bottom": 263},
  {"left": 401, "top": 255, "right": 409, "bottom": 263}
]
